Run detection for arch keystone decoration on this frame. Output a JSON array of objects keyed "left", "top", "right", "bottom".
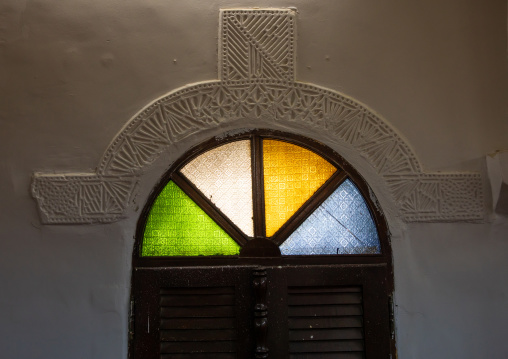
[{"left": 32, "top": 8, "right": 483, "bottom": 224}]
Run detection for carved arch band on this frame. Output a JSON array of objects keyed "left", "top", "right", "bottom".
[{"left": 32, "top": 80, "right": 483, "bottom": 224}]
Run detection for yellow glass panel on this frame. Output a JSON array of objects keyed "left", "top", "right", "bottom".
[{"left": 263, "top": 140, "right": 337, "bottom": 237}]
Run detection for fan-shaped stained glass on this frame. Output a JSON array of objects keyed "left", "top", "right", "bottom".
[
  {"left": 142, "top": 181, "right": 240, "bottom": 256},
  {"left": 263, "top": 140, "right": 337, "bottom": 237},
  {"left": 180, "top": 140, "right": 254, "bottom": 237},
  {"left": 280, "top": 179, "right": 380, "bottom": 255}
]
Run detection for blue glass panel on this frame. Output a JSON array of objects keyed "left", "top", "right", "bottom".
[{"left": 280, "top": 179, "right": 380, "bottom": 255}]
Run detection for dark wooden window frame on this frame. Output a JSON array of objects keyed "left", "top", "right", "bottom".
[
  {"left": 130, "top": 129, "right": 396, "bottom": 359},
  {"left": 134, "top": 129, "right": 392, "bottom": 265}
]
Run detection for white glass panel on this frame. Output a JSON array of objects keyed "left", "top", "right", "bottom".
[
  {"left": 280, "top": 179, "right": 380, "bottom": 255},
  {"left": 180, "top": 140, "right": 254, "bottom": 237}
]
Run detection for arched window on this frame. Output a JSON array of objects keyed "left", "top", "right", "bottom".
[{"left": 131, "top": 130, "right": 394, "bottom": 359}]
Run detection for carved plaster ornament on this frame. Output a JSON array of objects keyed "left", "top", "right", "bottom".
[{"left": 32, "top": 9, "right": 483, "bottom": 224}]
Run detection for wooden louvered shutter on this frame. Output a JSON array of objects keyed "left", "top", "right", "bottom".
[
  {"left": 287, "top": 285, "right": 365, "bottom": 358},
  {"left": 160, "top": 286, "right": 238, "bottom": 357},
  {"left": 132, "top": 264, "right": 391, "bottom": 359},
  {"left": 132, "top": 266, "right": 255, "bottom": 359},
  {"left": 266, "top": 264, "right": 391, "bottom": 359}
]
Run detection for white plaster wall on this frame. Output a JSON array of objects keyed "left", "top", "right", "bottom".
[{"left": 0, "top": 1, "right": 507, "bottom": 358}]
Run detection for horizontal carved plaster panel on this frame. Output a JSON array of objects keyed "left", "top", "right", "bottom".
[
  {"left": 32, "top": 174, "right": 137, "bottom": 224},
  {"left": 32, "top": 80, "right": 484, "bottom": 223},
  {"left": 386, "top": 173, "right": 483, "bottom": 221}
]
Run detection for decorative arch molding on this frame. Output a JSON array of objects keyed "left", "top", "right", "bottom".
[{"left": 31, "top": 8, "right": 483, "bottom": 224}]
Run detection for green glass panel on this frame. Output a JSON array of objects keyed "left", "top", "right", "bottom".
[{"left": 142, "top": 181, "right": 240, "bottom": 256}]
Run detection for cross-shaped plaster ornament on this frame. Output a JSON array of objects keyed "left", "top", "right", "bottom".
[{"left": 32, "top": 9, "right": 483, "bottom": 224}]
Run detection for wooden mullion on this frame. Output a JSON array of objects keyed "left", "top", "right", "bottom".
[
  {"left": 272, "top": 171, "right": 348, "bottom": 246},
  {"left": 251, "top": 135, "right": 266, "bottom": 238},
  {"left": 172, "top": 172, "right": 247, "bottom": 246}
]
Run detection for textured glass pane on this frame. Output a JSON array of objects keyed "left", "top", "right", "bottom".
[
  {"left": 142, "top": 181, "right": 240, "bottom": 256},
  {"left": 280, "top": 179, "right": 380, "bottom": 255},
  {"left": 263, "top": 140, "right": 336, "bottom": 237},
  {"left": 180, "top": 140, "right": 254, "bottom": 237}
]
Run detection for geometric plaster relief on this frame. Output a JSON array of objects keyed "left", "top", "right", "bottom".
[
  {"left": 32, "top": 173, "right": 136, "bottom": 224},
  {"left": 31, "top": 8, "right": 484, "bottom": 223},
  {"left": 386, "top": 174, "right": 483, "bottom": 221},
  {"left": 97, "top": 81, "right": 423, "bottom": 178},
  {"left": 219, "top": 9, "right": 296, "bottom": 82}
]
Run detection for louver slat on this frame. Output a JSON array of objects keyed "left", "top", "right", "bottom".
[
  {"left": 288, "top": 304, "right": 363, "bottom": 317},
  {"left": 160, "top": 286, "right": 237, "bottom": 358},
  {"left": 160, "top": 354, "right": 235, "bottom": 359},
  {"left": 160, "top": 306, "right": 235, "bottom": 317},
  {"left": 160, "top": 318, "right": 236, "bottom": 330},
  {"left": 288, "top": 317, "right": 363, "bottom": 329},
  {"left": 288, "top": 353, "right": 364, "bottom": 359},
  {"left": 161, "top": 329, "right": 237, "bottom": 341},
  {"left": 161, "top": 341, "right": 236, "bottom": 353},
  {"left": 289, "top": 328, "right": 364, "bottom": 341},
  {"left": 288, "top": 286, "right": 365, "bottom": 359}
]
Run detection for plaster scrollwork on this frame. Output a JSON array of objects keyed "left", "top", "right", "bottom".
[{"left": 31, "top": 8, "right": 484, "bottom": 224}]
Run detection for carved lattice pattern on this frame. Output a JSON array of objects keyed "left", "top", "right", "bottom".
[{"left": 221, "top": 9, "right": 295, "bottom": 81}]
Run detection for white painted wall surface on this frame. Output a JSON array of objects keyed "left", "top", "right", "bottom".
[{"left": 0, "top": 1, "right": 507, "bottom": 358}]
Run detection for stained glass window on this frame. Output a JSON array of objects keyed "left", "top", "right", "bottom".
[
  {"left": 140, "top": 133, "right": 383, "bottom": 257},
  {"left": 280, "top": 179, "right": 380, "bottom": 255},
  {"left": 181, "top": 140, "right": 254, "bottom": 237},
  {"left": 263, "top": 140, "right": 336, "bottom": 237},
  {"left": 142, "top": 181, "right": 240, "bottom": 256}
]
